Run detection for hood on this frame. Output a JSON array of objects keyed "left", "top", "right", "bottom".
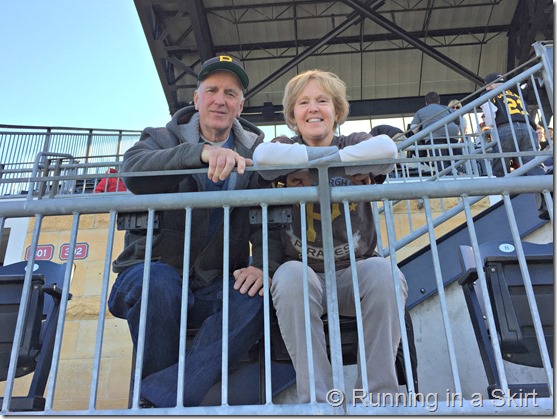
[{"left": 165, "top": 105, "right": 264, "bottom": 151}]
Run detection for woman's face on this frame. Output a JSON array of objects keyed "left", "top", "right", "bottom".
[{"left": 292, "top": 79, "right": 336, "bottom": 146}]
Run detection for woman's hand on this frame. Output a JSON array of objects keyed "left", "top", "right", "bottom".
[
  {"left": 346, "top": 173, "right": 372, "bottom": 185},
  {"left": 286, "top": 169, "right": 314, "bottom": 187}
]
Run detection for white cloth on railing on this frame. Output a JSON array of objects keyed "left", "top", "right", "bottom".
[{"left": 253, "top": 133, "right": 397, "bottom": 179}]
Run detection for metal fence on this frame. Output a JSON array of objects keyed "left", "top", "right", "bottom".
[
  {"left": 0, "top": 164, "right": 553, "bottom": 415},
  {"left": 0, "top": 42, "right": 554, "bottom": 415},
  {"left": 0, "top": 126, "right": 140, "bottom": 196},
  {"left": 0, "top": 44, "right": 553, "bottom": 250}
]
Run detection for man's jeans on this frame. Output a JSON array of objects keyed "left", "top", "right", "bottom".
[
  {"left": 491, "top": 122, "right": 545, "bottom": 177},
  {"left": 108, "top": 261, "right": 263, "bottom": 407},
  {"left": 491, "top": 122, "right": 548, "bottom": 215}
]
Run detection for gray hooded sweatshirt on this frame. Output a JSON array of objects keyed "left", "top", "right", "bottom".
[{"left": 112, "top": 106, "right": 268, "bottom": 290}]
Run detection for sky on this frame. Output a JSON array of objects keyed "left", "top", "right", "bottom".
[
  {"left": 0, "top": 0, "right": 408, "bottom": 136},
  {"left": 0, "top": 0, "right": 171, "bottom": 131}
]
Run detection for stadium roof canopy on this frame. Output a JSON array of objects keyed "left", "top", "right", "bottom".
[{"left": 134, "top": 0, "right": 553, "bottom": 124}]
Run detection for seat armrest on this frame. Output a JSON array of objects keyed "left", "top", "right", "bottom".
[
  {"left": 456, "top": 267, "right": 479, "bottom": 285},
  {"left": 43, "top": 284, "right": 68, "bottom": 301},
  {"left": 457, "top": 245, "right": 479, "bottom": 285}
]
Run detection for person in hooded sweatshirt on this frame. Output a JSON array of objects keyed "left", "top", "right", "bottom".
[
  {"left": 253, "top": 69, "right": 407, "bottom": 404},
  {"left": 108, "top": 55, "right": 269, "bottom": 407}
]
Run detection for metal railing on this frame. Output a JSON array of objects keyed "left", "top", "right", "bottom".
[
  {"left": 0, "top": 125, "right": 140, "bottom": 196},
  {"left": 2, "top": 45, "right": 552, "bottom": 255},
  {"left": 0, "top": 41, "right": 553, "bottom": 416},
  {"left": 0, "top": 164, "right": 553, "bottom": 415}
]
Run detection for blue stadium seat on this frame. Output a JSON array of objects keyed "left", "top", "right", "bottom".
[
  {"left": 457, "top": 240, "right": 553, "bottom": 398},
  {"left": 0, "top": 260, "right": 72, "bottom": 411}
]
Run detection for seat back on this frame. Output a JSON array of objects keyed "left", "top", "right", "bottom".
[
  {"left": 0, "top": 274, "right": 45, "bottom": 380},
  {"left": 479, "top": 241, "right": 554, "bottom": 367},
  {"left": 269, "top": 308, "right": 419, "bottom": 391},
  {"left": 0, "top": 261, "right": 70, "bottom": 322},
  {"left": 269, "top": 314, "right": 362, "bottom": 363},
  {"left": 0, "top": 260, "right": 70, "bottom": 411}
]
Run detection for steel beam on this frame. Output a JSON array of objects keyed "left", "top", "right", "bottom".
[{"left": 341, "top": 0, "right": 484, "bottom": 85}]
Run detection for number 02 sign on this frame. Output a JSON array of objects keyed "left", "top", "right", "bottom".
[{"left": 59, "top": 243, "right": 89, "bottom": 260}]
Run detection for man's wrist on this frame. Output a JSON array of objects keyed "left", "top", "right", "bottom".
[{"left": 200, "top": 144, "right": 211, "bottom": 163}]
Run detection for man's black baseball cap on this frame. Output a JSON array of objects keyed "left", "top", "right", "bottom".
[
  {"left": 197, "top": 55, "right": 249, "bottom": 90},
  {"left": 484, "top": 72, "right": 505, "bottom": 85}
]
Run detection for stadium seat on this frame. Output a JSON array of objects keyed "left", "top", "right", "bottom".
[
  {"left": 269, "top": 307, "right": 419, "bottom": 393},
  {"left": 457, "top": 240, "right": 553, "bottom": 398},
  {"left": 0, "top": 260, "right": 72, "bottom": 411}
]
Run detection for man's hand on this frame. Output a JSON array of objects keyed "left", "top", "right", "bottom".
[
  {"left": 286, "top": 169, "right": 314, "bottom": 187},
  {"left": 233, "top": 266, "right": 269, "bottom": 297},
  {"left": 201, "top": 145, "right": 253, "bottom": 182}
]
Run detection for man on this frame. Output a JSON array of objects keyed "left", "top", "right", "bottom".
[
  {"left": 480, "top": 73, "right": 546, "bottom": 177},
  {"left": 480, "top": 72, "right": 547, "bottom": 218},
  {"left": 410, "top": 91, "right": 462, "bottom": 172},
  {"left": 538, "top": 126, "right": 553, "bottom": 172},
  {"left": 108, "top": 55, "right": 267, "bottom": 407}
]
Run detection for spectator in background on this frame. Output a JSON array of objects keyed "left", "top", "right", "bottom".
[
  {"left": 537, "top": 125, "right": 552, "bottom": 151},
  {"left": 537, "top": 125, "right": 553, "bottom": 172},
  {"left": 94, "top": 168, "right": 128, "bottom": 193},
  {"left": 448, "top": 99, "right": 468, "bottom": 135},
  {"left": 371, "top": 124, "right": 409, "bottom": 173},
  {"left": 480, "top": 72, "right": 547, "bottom": 219},
  {"left": 536, "top": 126, "right": 545, "bottom": 144},
  {"left": 480, "top": 73, "right": 545, "bottom": 177},
  {"left": 370, "top": 124, "right": 408, "bottom": 153},
  {"left": 476, "top": 113, "right": 491, "bottom": 148},
  {"left": 370, "top": 124, "right": 406, "bottom": 141},
  {"left": 448, "top": 99, "right": 461, "bottom": 110},
  {"left": 410, "top": 91, "right": 462, "bottom": 172},
  {"left": 537, "top": 124, "right": 554, "bottom": 220}
]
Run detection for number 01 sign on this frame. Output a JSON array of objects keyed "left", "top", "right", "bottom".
[{"left": 25, "top": 244, "right": 55, "bottom": 261}]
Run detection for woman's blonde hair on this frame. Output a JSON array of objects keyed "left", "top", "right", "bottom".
[{"left": 282, "top": 69, "right": 350, "bottom": 136}]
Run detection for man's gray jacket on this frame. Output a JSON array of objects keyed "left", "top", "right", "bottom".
[{"left": 112, "top": 106, "right": 272, "bottom": 290}]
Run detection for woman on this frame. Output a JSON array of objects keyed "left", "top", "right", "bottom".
[
  {"left": 449, "top": 99, "right": 468, "bottom": 135},
  {"left": 253, "top": 69, "right": 408, "bottom": 403}
]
